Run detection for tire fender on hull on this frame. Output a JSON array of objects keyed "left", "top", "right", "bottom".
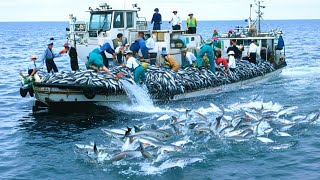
[{"left": 83, "top": 87, "right": 96, "bottom": 99}]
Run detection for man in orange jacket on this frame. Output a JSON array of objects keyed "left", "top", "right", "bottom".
[{"left": 161, "top": 51, "right": 180, "bottom": 72}]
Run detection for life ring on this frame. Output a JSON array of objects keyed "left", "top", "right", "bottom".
[
  {"left": 83, "top": 87, "right": 96, "bottom": 99},
  {"left": 20, "top": 87, "right": 28, "bottom": 97}
]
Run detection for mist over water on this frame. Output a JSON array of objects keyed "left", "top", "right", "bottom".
[{"left": 1, "top": 19, "right": 320, "bottom": 179}]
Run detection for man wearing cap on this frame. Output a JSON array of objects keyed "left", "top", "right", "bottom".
[
  {"left": 187, "top": 13, "right": 197, "bottom": 34},
  {"left": 39, "top": 39, "right": 63, "bottom": 73},
  {"left": 27, "top": 54, "right": 38, "bottom": 76},
  {"left": 197, "top": 38, "right": 215, "bottom": 73},
  {"left": 151, "top": 8, "right": 162, "bottom": 30},
  {"left": 86, "top": 42, "right": 113, "bottom": 74},
  {"left": 161, "top": 51, "right": 180, "bottom": 72},
  {"left": 124, "top": 50, "right": 146, "bottom": 84},
  {"left": 63, "top": 43, "right": 79, "bottom": 71},
  {"left": 169, "top": 10, "right": 182, "bottom": 30},
  {"left": 19, "top": 54, "right": 40, "bottom": 85},
  {"left": 130, "top": 32, "right": 149, "bottom": 60}
]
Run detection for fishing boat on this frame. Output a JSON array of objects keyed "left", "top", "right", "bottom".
[{"left": 29, "top": 1, "right": 287, "bottom": 110}]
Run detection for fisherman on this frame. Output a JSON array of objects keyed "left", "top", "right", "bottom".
[
  {"left": 187, "top": 12, "right": 197, "bottom": 34},
  {"left": 275, "top": 34, "right": 285, "bottom": 64},
  {"left": 248, "top": 40, "right": 258, "bottom": 64},
  {"left": 228, "top": 51, "right": 236, "bottom": 72},
  {"left": 124, "top": 50, "right": 146, "bottom": 84},
  {"left": 39, "top": 38, "right": 63, "bottom": 73},
  {"left": 151, "top": 8, "right": 162, "bottom": 30},
  {"left": 227, "top": 39, "right": 242, "bottom": 60},
  {"left": 212, "top": 29, "right": 219, "bottom": 38},
  {"left": 169, "top": 10, "right": 182, "bottom": 30},
  {"left": 63, "top": 43, "right": 79, "bottom": 71},
  {"left": 145, "top": 34, "right": 157, "bottom": 65},
  {"left": 227, "top": 29, "right": 233, "bottom": 37},
  {"left": 86, "top": 43, "right": 113, "bottom": 74},
  {"left": 98, "top": 42, "right": 116, "bottom": 67},
  {"left": 27, "top": 54, "right": 38, "bottom": 76},
  {"left": 161, "top": 51, "right": 180, "bottom": 72},
  {"left": 130, "top": 32, "right": 149, "bottom": 60},
  {"left": 182, "top": 49, "right": 196, "bottom": 67},
  {"left": 113, "top": 33, "right": 127, "bottom": 65},
  {"left": 212, "top": 36, "right": 222, "bottom": 50},
  {"left": 197, "top": 38, "right": 215, "bottom": 73},
  {"left": 19, "top": 54, "right": 41, "bottom": 83},
  {"left": 215, "top": 49, "right": 228, "bottom": 74},
  {"left": 276, "top": 35, "right": 284, "bottom": 50}
]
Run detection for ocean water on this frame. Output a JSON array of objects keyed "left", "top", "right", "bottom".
[{"left": 1, "top": 19, "right": 320, "bottom": 179}]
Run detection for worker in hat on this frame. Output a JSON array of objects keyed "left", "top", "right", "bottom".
[
  {"left": 130, "top": 32, "right": 149, "bottom": 60},
  {"left": 86, "top": 42, "right": 114, "bottom": 74},
  {"left": 19, "top": 54, "right": 40, "bottom": 85},
  {"left": 169, "top": 10, "right": 182, "bottom": 30},
  {"left": 161, "top": 51, "right": 180, "bottom": 72},
  {"left": 27, "top": 54, "right": 38, "bottom": 76},
  {"left": 151, "top": 8, "right": 162, "bottom": 30},
  {"left": 123, "top": 50, "right": 146, "bottom": 84},
  {"left": 187, "top": 12, "right": 197, "bottom": 34},
  {"left": 63, "top": 43, "right": 79, "bottom": 71},
  {"left": 39, "top": 38, "right": 63, "bottom": 73},
  {"left": 197, "top": 38, "right": 215, "bottom": 73}
]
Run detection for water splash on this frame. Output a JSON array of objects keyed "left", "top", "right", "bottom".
[
  {"left": 119, "top": 79, "right": 154, "bottom": 106},
  {"left": 108, "top": 79, "right": 173, "bottom": 113}
]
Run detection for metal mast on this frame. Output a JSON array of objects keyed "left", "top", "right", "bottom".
[{"left": 256, "top": 0, "right": 266, "bottom": 33}]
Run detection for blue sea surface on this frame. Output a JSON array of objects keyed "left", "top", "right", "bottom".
[{"left": 0, "top": 19, "right": 320, "bottom": 179}]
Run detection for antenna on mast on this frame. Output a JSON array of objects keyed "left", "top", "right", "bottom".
[{"left": 255, "top": 0, "right": 266, "bottom": 33}]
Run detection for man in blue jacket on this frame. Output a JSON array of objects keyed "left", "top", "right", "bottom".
[
  {"left": 86, "top": 42, "right": 114, "bottom": 74},
  {"left": 39, "top": 38, "right": 63, "bottom": 73},
  {"left": 130, "top": 32, "right": 149, "bottom": 60},
  {"left": 151, "top": 8, "right": 162, "bottom": 30},
  {"left": 98, "top": 42, "right": 116, "bottom": 67},
  {"left": 197, "top": 38, "right": 215, "bottom": 73}
]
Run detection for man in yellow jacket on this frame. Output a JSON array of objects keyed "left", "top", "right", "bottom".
[
  {"left": 187, "top": 12, "right": 197, "bottom": 34},
  {"left": 161, "top": 51, "right": 180, "bottom": 72}
]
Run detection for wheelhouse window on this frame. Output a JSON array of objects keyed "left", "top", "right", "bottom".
[
  {"left": 89, "top": 13, "right": 112, "bottom": 31},
  {"left": 113, "top": 12, "right": 124, "bottom": 28},
  {"left": 126, "top": 12, "right": 134, "bottom": 28}
]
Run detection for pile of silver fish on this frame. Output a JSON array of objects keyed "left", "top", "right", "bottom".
[
  {"left": 74, "top": 101, "right": 320, "bottom": 175},
  {"left": 40, "top": 69, "right": 125, "bottom": 93},
  {"left": 39, "top": 60, "right": 275, "bottom": 97},
  {"left": 145, "top": 60, "right": 275, "bottom": 98}
]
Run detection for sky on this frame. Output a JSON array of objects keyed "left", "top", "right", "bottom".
[{"left": 0, "top": 0, "right": 319, "bottom": 22}]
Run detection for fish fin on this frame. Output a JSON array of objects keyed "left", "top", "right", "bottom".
[
  {"left": 133, "top": 125, "right": 140, "bottom": 132},
  {"left": 93, "top": 141, "right": 98, "bottom": 156}
]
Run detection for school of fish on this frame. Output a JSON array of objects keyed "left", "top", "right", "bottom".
[{"left": 74, "top": 100, "right": 320, "bottom": 175}]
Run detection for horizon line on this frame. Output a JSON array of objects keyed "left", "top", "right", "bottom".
[{"left": 0, "top": 18, "right": 319, "bottom": 23}]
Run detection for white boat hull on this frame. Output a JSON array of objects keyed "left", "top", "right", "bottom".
[{"left": 33, "top": 67, "right": 284, "bottom": 107}]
